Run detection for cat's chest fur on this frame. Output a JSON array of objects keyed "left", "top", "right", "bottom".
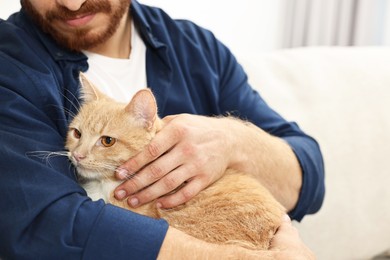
[
  {"left": 82, "top": 179, "right": 120, "bottom": 202},
  {"left": 81, "top": 178, "right": 160, "bottom": 218}
]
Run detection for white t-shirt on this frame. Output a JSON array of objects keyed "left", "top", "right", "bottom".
[{"left": 83, "top": 21, "right": 147, "bottom": 103}]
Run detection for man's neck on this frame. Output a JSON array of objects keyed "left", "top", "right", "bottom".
[{"left": 87, "top": 12, "right": 132, "bottom": 59}]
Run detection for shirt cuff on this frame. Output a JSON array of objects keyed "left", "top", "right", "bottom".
[{"left": 283, "top": 135, "right": 325, "bottom": 221}]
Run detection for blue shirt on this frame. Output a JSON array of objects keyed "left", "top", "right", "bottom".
[{"left": 0, "top": 1, "right": 324, "bottom": 259}]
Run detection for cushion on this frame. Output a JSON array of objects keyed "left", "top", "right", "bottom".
[{"left": 239, "top": 47, "right": 390, "bottom": 259}]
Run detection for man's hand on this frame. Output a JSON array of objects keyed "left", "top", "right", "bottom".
[
  {"left": 114, "top": 112, "right": 302, "bottom": 212},
  {"left": 114, "top": 114, "right": 235, "bottom": 209},
  {"left": 270, "top": 215, "right": 315, "bottom": 259}
]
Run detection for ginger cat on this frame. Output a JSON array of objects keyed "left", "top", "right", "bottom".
[{"left": 65, "top": 73, "right": 285, "bottom": 250}]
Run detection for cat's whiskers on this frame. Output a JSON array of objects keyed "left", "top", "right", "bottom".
[
  {"left": 47, "top": 90, "right": 82, "bottom": 122},
  {"left": 26, "top": 151, "right": 71, "bottom": 168},
  {"left": 48, "top": 104, "right": 77, "bottom": 121},
  {"left": 27, "top": 150, "right": 70, "bottom": 160},
  {"left": 62, "top": 88, "right": 82, "bottom": 114},
  {"left": 69, "top": 162, "right": 79, "bottom": 180},
  {"left": 62, "top": 106, "right": 77, "bottom": 120},
  {"left": 78, "top": 161, "right": 118, "bottom": 180},
  {"left": 97, "top": 163, "right": 119, "bottom": 179},
  {"left": 123, "top": 172, "right": 137, "bottom": 180},
  {"left": 81, "top": 161, "right": 117, "bottom": 172},
  {"left": 27, "top": 150, "right": 79, "bottom": 180}
]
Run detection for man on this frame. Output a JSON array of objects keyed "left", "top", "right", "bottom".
[{"left": 0, "top": 0, "right": 324, "bottom": 258}]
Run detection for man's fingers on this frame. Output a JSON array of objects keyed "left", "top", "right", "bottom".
[
  {"left": 270, "top": 215, "right": 316, "bottom": 259},
  {"left": 282, "top": 214, "right": 292, "bottom": 224},
  {"left": 116, "top": 141, "right": 165, "bottom": 180},
  {"left": 126, "top": 166, "right": 193, "bottom": 208},
  {"left": 116, "top": 115, "right": 187, "bottom": 180},
  {"left": 157, "top": 178, "right": 204, "bottom": 208},
  {"left": 115, "top": 151, "right": 181, "bottom": 199},
  {"left": 270, "top": 215, "right": 299, "bottom": 250},
  {"left": 116, "top": 122, "right": 181, "bottom": 180}
]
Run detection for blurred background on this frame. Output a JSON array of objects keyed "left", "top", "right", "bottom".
[{"left": 1, "top": 0, "right": 389, "bottom": 57}]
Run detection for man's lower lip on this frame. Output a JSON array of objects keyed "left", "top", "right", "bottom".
[{"left": 65, "top": 14, "right": 95, "bottom": 27}]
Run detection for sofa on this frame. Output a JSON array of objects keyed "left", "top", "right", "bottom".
[{"left": 239, "top": 47, "right": 390, "bottom": 260}]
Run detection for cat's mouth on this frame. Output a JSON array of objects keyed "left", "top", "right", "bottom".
[
  {"left": 68, "top": 153, "right": 119, "bottom": 182},
  {"left": 69, "top": 156, "right": 92, "bottom": 171},
  {"left": 68, "top": 157, "right": 97, "bottom": 179}
]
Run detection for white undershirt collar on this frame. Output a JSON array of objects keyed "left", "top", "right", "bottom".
[{"left": 82, "top": 21, "right": 147, "bottom": 103}]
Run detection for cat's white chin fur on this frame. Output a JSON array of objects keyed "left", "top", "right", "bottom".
[{"left": 82, "top": 178, "right": 121, "bottom": 202}]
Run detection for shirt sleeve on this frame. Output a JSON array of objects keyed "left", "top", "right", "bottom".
[
  {"left": 211, "top": 31, "right": 325, "bottom": 221},
  {"left": 0, "top": 49, "right": 168, "bottom": 260}
]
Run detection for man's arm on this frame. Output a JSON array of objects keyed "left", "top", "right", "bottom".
[
  {"left": 158, "top": 227, "right": 266, "bottom": 260},
  {"left": 218, "top": 117, "right": 303, "bottom": 211},
  {"left": 158, "top": 215, "right": 315, "bottom": 260}
]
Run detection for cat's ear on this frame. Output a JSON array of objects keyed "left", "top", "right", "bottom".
[
  {"left": 79, "top": 72, "right": 102, "bottom": 102},
  {"left": 125, "top": 89, "right": 157, "bottom": 131}
]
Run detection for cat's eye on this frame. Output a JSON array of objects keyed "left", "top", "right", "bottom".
[
  {"left": 101, "top": 136, "right": 116, "bottom": 147},
  {"left": 73, "top": 129, "right": 81, "bottom": 139}
]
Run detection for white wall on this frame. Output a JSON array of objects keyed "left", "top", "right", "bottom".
[
  {"left": 141, "top": 0, "right": 284, "bottom": 56},
  {"left": 0, "top": 0, "right": 284, "bottom": 56},
  {"left": 0, "top": 0, "right": 20, "bottom": 19},
  {"left": 385, "top": 1, "right": 390, "bottom": 45}
]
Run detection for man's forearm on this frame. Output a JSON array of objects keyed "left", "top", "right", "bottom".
[
  {"left": 224, "top": 118, "right": 302, "bottom": 211},
  {"left": 158, "top": 227, "right": 274, "bottom": 260}
]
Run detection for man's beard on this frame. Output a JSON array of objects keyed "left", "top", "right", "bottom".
[{"left": 21, "top": 0, "right": 130, "bottom": 51}]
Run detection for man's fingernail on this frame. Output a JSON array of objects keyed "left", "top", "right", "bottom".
[
  {"left": 116, "top": 168, "right": 129, "bottom": 179},
  {"left": 115, "top": 190, "right": 127, "bottom": 200},
  {"left": 282, "top": 214, "right": 291, "bottom": 223},
  {"left": 156, "top": 202, "right": 162, "bottom": 209},
  {"left": 129, "top": 197, "right": 139, "bottom": 207}
]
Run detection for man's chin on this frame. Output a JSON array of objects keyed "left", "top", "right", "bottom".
[{"left": 49, "top": 29, "right": 108, "bottom": 51}]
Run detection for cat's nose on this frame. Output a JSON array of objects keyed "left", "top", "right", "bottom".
[{"left": 73, "top": 152, "right": 86, "bottom": 162}]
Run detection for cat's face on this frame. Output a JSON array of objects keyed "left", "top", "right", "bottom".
[{"left": 66, "top": 73, "right": 158, "bottom": 181}]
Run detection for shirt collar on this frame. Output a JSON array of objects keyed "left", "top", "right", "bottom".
[{"left": 131, "top": 0, "right": 166, "bottom": 49}]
